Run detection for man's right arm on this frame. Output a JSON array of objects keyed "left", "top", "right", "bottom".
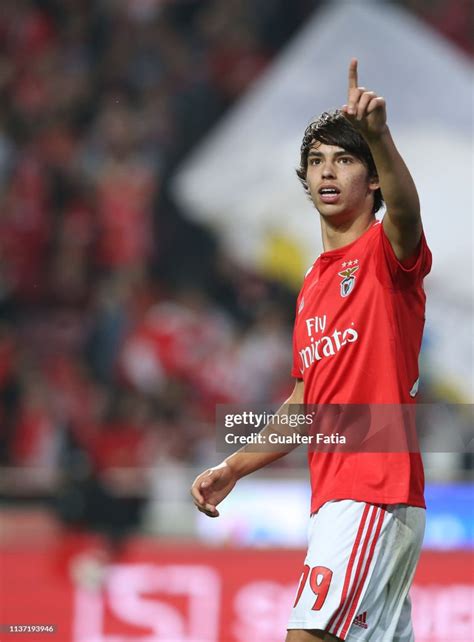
[{"left": 190, "top": 379, "right": 305, "bottom": 517}]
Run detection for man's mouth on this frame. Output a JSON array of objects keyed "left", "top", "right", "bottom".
[{"left": 318, "top": 186, "right": 341, "bottom": 204}]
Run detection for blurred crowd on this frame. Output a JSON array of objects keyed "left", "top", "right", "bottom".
[{"left": 0, "top": 0, "right": 471, "bottom": 538}]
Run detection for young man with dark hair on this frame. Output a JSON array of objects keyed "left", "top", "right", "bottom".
[{"left": 191, "top": 59, "right": 431, "bottom": 641}]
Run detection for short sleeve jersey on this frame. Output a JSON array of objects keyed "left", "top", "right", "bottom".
[{"left": 291, "top": 220, "right": 432, "bottom": 514}]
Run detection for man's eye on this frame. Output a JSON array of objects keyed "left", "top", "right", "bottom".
[
  {"left": 339, "top": 157, "right": 353, "bottom": 164},
  {"left": 309, "top": 159, "right": 320, "bottom": 165}
]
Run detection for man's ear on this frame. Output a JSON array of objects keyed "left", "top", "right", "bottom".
[{"left": 368, "top": 174, "right": 380, "bottom": 192}]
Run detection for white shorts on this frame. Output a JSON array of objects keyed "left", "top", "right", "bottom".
[{"left": 287, "top": 500, "right": 425, "bottom": 641}]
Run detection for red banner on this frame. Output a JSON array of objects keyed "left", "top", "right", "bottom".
[{"left": 1, "top": 535, "right": 472, "bottom": 641}]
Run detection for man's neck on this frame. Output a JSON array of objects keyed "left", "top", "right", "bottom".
[{"left": 320, "top": 212, "right": 376, "bottom": 252}]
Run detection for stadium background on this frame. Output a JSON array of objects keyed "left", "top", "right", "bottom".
[{"left": 0, "top": 0, "right": 472, "bottom": 640}]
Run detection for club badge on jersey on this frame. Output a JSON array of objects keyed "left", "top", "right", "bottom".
[{"left": 338, "top": 262, "right": 359, "bottom": 297}]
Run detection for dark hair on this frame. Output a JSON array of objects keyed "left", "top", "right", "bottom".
[{"left": 296, "top": 109, "right": 384, "bottom": 214}]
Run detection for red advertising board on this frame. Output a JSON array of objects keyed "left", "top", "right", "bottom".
[{"left": 1, "top": 535, "right": 473, "bottom": 642}]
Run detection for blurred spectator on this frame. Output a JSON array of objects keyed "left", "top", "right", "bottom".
[{"left": 10, "top": 366, "right": 60, "bottom": 469}]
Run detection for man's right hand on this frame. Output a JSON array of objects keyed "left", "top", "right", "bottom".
[
  {"left": 190, "top": 382, "right": 305, "bottom": 517},
  {"left": 190, "top": 462, "right": 237, "bottom": 518}
]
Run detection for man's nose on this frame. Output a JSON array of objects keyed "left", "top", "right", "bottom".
[{"left": 321, "top": 162, "right": 336, "bottom": 178}]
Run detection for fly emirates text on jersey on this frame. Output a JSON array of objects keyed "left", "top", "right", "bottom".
[{"left": 298, "top": 315, "right": 359, "bottom": 374}]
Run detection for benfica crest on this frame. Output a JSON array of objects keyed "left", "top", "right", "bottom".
[{"left": 338, "top": 265, "right": 359, "bottom": 297}]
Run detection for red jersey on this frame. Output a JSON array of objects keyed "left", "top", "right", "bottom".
[{"left": 291, "top": 221, "right": 432, "bottom": 514}]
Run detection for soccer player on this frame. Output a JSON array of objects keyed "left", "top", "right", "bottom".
[{"left": 191, "top": 59, "right": 431, "bottom": 641}]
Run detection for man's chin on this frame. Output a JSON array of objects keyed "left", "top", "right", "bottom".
[
  {"left": 315, "top": 203, "right": 344, "bottom": 217},
  {"left": 316, "top": 207, "right": 361, "bottom": 228}
]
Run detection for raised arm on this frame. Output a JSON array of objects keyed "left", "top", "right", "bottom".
[
  {"left": 342, "top": 58, "right": 422, "bottom": 261},
  {"left": 190, "top": 379, "right": 305, "bottom": 517}
]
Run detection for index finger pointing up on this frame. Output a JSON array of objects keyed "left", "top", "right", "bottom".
[{"left": 348, "top": 58, "right": 358, "bottom": 90}]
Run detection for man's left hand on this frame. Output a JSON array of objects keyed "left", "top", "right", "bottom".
[{"left": 342, "top": 58, "right": 387, "bottom": 140}]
